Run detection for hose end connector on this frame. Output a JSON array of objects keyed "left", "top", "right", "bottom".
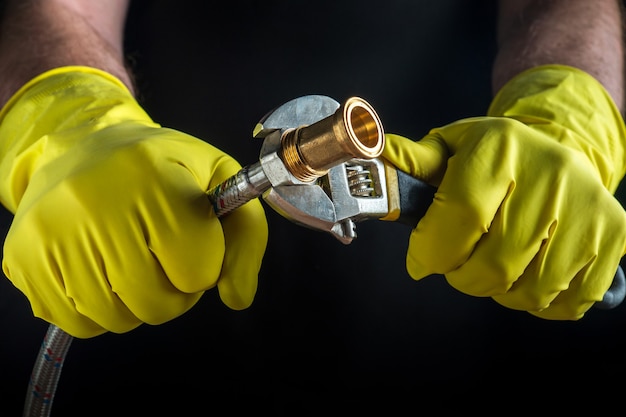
[{"left": 280, "top": 97, "right": 384, "bottom": 182}]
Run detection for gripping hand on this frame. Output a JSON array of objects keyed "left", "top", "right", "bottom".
[
  {"left": 383, "top": 65, "right": 626, "bottom": 320},
  {"left": 0, "top": 67, "right": 268, "bottom": 338}
]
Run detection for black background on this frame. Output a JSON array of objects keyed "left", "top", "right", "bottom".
[{"left": 2, "top": 1, "right": 626, "bottom": 415}]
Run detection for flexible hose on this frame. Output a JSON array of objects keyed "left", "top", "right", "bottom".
[{"left": 23, "top": 324, "right": 73, "bottom": 417}]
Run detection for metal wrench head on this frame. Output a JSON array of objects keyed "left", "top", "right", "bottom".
[
  {"left": 254, "top": 95, "right": 388, "bottom": 244},
  {"left": 253, "top": 95, "right": 341, "bottom": 139}
]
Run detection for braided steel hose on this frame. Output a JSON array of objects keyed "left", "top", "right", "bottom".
[{"left": 23, "top": 324, "right": 73, "bottom": 417}]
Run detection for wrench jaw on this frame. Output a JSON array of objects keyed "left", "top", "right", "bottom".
[
  {"left": 262, "top": 184, "right": 340, "bottom": 237},
  {"left": 253, "top": 95, "right": 341, "bottom": 139},
  {"left": 250, "top": 95, "right": 388, "bottom": 244},
  {"left": 262, "top": 157, "right": 390, "bottom": 244}
]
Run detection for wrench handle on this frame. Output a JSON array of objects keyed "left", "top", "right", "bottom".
[{"left": 392, "top": 169, "right": 625, "bottom": 310}]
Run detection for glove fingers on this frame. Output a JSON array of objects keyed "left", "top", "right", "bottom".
[
  {"left": 407, "top": 121, "right": 520, "bottom": 279},
  {"left": 443, "top": 189, "right": 551, "bottom": 297},
  {"left": 443, "top": 152, "right": 574, "bottom": 296},
  {"left": 494, "top": 243, "right": 606, "bottom": 320},
  {"left": 66, "top": 135, "right": 225, "bottom": 328},
  {"left": 527, "top": 261, "right": 606, "bottom": 320},
  {"left": 146, "top": 136, "right": 268, "bottom": 310},
  {"left": 1, "top": 183, "right": 175, "bottom": 338},
  {"left": 141, "top": 159, "right": 227, "bottom": 294},
  {"left": 2, "top": 230, "right": 122, "bottom": 338},
  {"left": 529, "top": 254, "right": 619, "bottom": 320},
  {"left": 493, "top": 192, "right": 626, "bottom": 319}
]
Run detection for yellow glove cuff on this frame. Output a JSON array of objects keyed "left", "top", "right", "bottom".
[
  {"left": 488, "top": 64, "right": 626, "bottom": 193},
  {"left": 0, "top": 66, "right": 155, "bottom": 213}
]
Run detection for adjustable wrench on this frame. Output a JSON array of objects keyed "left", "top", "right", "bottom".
[{"left": 208, "top": 94, "right": 434, "bottom": 244}]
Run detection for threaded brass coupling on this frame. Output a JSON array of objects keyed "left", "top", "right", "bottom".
[{"left": 279, "top": 97, "right": 385, "bottom": 182}]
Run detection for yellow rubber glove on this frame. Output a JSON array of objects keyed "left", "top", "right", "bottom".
[
  {"left": 383, "top": 65, "right": 626, "bottom": 320},
  {"left": 0, "top": 66, "right": 268, "bottom": 338}
]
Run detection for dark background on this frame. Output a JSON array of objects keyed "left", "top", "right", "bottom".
[{"left": 2, "top": 1, "right": 626, "bottom": 415}]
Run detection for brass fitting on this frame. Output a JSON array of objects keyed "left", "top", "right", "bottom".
[{"left": 279, "top": 97, "right": 385, "bottom": 182}]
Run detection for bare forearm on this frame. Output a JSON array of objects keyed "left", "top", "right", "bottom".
[
  {"left": 493, "top": 0, "right": 625, "bottom": 111},
  {"left": 0, "top": 0, "right": 133, "bottom": 108}
]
